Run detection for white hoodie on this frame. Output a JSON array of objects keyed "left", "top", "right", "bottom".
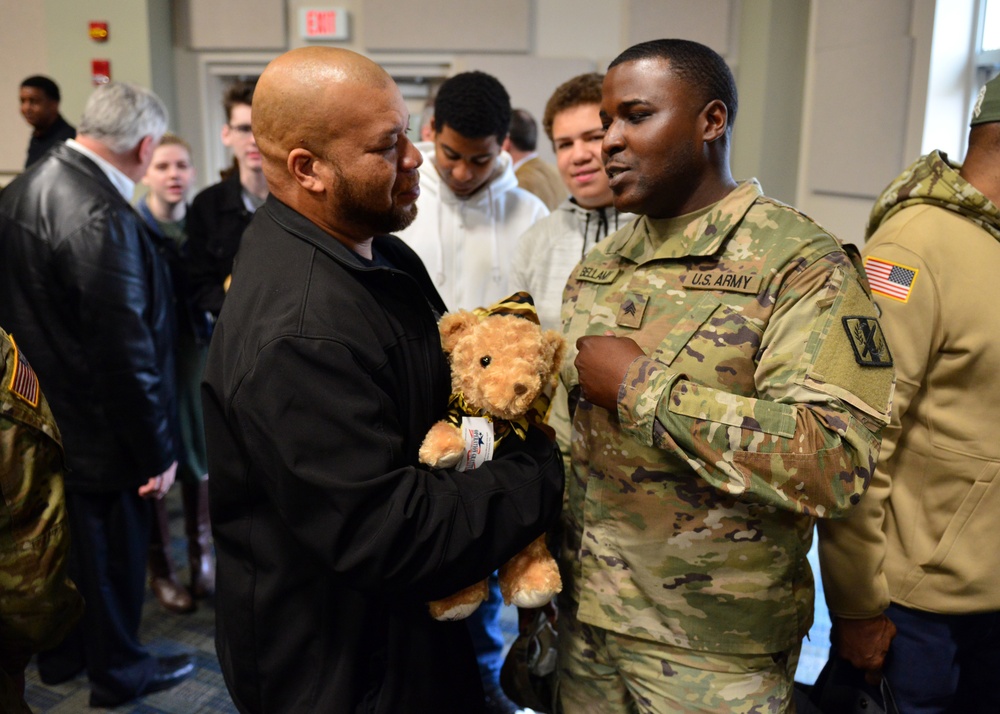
[
  {"left": 398, "top": 142, "right": 549, "bottom": 311},
  {"left": 511, "top": 197, "right": 636, "bottom": 331}
]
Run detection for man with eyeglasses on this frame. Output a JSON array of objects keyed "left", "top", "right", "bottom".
[{"left": 187, "top": 79, "right": 269, "bottom": 320}]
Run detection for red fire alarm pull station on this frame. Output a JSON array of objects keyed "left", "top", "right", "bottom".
[
  {"left": 89, "top": 21, "right": 109, "bottom": 42},
  {"left": 92, "top": 60, "right": 111, "bottom": 86}
]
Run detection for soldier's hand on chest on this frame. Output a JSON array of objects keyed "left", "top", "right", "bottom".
[{"left": 575, "top": 334, "right": 644, "bottom": 413}]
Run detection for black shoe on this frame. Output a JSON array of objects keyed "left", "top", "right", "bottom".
[
  {"left": 38, "top": 662, "right": 85, "bottom": 686},
  {"left": 89, "top": 654, "right": 195, "bottom": 708},
  {"left": 484, "top": 680, "right": 535, "bottom": 714}
]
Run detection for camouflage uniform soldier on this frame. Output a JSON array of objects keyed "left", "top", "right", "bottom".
[
  {"left": 557, "top": 40, "right": 894, "bottom": 713},
  {"left": 0, "top": 328, "right": 83, "bottom": 713}
]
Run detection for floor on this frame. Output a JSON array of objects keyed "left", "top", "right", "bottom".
[
  {"left": 23, "top": 488, "right": 236, "bottom": 713},
  {"left": 23, "top": 490, "right": 830, "bottom": 711}
]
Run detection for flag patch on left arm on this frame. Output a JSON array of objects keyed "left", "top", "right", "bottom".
[
  {"left": 865, "top": 256, "right": 918, "bottom": 302},
  {"left": 8, "top": 335, "right": 40, "bottom": 408}
]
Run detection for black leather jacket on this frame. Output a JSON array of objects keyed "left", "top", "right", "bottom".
[{"left": 0, "top": 144, "right": 177, "bottom": 492}]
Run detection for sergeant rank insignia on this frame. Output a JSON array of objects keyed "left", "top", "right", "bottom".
[{"left": 842, "top": 316, "right": 893, "bottom": 367}]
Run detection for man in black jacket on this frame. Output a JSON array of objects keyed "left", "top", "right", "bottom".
[
  {"left": 0, "top": 82, "right": 193, "bottom": 708},
  {"left": 186, "top": 79, "right": 268, "bottom": 319},
  {"left": 202, "top": 46, "right": 564, "bottom": 713}
]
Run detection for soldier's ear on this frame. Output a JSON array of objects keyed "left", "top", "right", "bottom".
[{"left": 701, "top": 99, "right": 729, "bottom": 144}]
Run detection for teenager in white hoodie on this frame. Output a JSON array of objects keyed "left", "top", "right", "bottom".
[
  {"left": 511, "top": 72, "right": 636, "bottom": 332},
  {"left": 399, "top": 71, "right": 548, "bottom": 312}
]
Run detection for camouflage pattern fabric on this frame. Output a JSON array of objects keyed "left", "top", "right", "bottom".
[
  {"left": 866, "top": 150, "right": 1000, "bottom": 242},
  {"left": 0, "top": 328, "right": 83, "bottom": 711},
  {"left": 558, "top": 601, "right": 798, "bottom": 713},
  {"left": 558, "top": 180, "right": 893, "bottom": 660}
]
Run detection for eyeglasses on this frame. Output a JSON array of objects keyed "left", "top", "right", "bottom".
[{"left": 228, "top": 123, "right": 253, "bottom": 135}]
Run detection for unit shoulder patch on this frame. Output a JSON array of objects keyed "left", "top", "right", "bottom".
[{"left": 842, "top": 316, "right": 893, "bottom": 367}]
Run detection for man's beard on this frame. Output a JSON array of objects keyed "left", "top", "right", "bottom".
[
  {"left": 334, "top": 165, "right": 418, "bottom": 236},
  {"left": 353, "top": 200, "right": 417, "bottom": 236}
]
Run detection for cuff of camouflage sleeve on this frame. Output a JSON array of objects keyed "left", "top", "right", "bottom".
[{"left": 618, "top": 355, "right": 677, "bottom": 447}]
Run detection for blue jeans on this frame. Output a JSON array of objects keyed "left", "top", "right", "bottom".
[
  {"left": 885, "top": 602, "right": 1000, "bottom": 713},
  {"left": 466, "top": 572, "right": 505, "bottom": 688}
]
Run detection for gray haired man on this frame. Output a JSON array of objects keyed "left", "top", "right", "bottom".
[{"left": 0, "top": 82, "right": 192, "bottom": 707}]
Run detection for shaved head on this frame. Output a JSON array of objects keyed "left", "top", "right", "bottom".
[
  {"left": 251, "top": 46, "right": 423, "bottom": 251},
  {"left": 254, "top": 47, "right": 391, "bottom": 186}
]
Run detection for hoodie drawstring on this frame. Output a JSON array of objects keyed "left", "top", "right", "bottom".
[
  {"left": 436, "top": 198, "right": 446, "bottom": 287},
  {"left": 581, "top": 206, "right": 613, "bottom": 261},
  {"left": 488, "top": 182, "right": 501, "bottom": 285}
]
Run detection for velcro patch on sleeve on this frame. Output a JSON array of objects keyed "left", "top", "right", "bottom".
[{"left": 809, "top": 274, "right": 893, "bottom": 419}]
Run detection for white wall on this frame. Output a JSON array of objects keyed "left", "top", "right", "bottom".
[
  {"left": 795, "top": 0, "right": 938, "bottom": 245},
  {"left": 0, "top": 0, "right": 173, "bottom": 183},
  {"left": 0, "top": 0, "right": 50, "bottom": 177}
]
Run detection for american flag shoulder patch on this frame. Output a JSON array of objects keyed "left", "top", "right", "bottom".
[
  {"left": 864, "top": 256, "right": 918, "bottom": 303},
  {"left": 8, "top": 335, "right": 40, "bottom": 408}
]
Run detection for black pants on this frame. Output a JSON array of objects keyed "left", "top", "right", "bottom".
[{"left": 37, "top": 489, "right": 157, "bottom": 699}]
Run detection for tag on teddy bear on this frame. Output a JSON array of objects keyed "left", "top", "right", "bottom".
[{"left": 458, "top": 417, "right": 495, "bottom": 471}]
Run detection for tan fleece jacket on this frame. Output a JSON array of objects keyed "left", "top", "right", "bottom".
[{"left": 819, "top": 152, "right": 1000, "bottom": 616}]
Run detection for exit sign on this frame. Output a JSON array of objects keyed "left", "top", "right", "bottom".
[{"left": 300, "top": 7, "right": 350, "bottom": 40}]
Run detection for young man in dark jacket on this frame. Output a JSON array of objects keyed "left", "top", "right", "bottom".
[
  {"left": 19, "top": 75, "right": 76, "bottom": 168},
  {"left": 186, "top": 79, "right": 268, "bottom": 319},
  {"left": 202, "top": 46, "right": 564, "bottom": 713}
]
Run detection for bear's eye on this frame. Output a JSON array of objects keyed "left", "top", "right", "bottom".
[{"left": 480, "top": 356, "right": 491, "bottom": 368}]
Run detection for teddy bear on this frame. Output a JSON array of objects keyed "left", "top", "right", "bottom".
[{"left": 418, "top": 292, "right": 565, "bottom": 622}]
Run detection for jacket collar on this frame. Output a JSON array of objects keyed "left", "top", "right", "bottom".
[
  {"left": 64, "top": 139, "right": 135, "bottom": 200},
  {"left": 135, "top": 196, "right": 161, "bottom": 236},
  {"left": 262, "top": 194, "right": 405, "bottom": 273},
  {"left": 47, "top": 143, "right": 129, "bottom": 206},
  {"left": 136, "top": 195, "right": 189, "bottom": 240}
]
